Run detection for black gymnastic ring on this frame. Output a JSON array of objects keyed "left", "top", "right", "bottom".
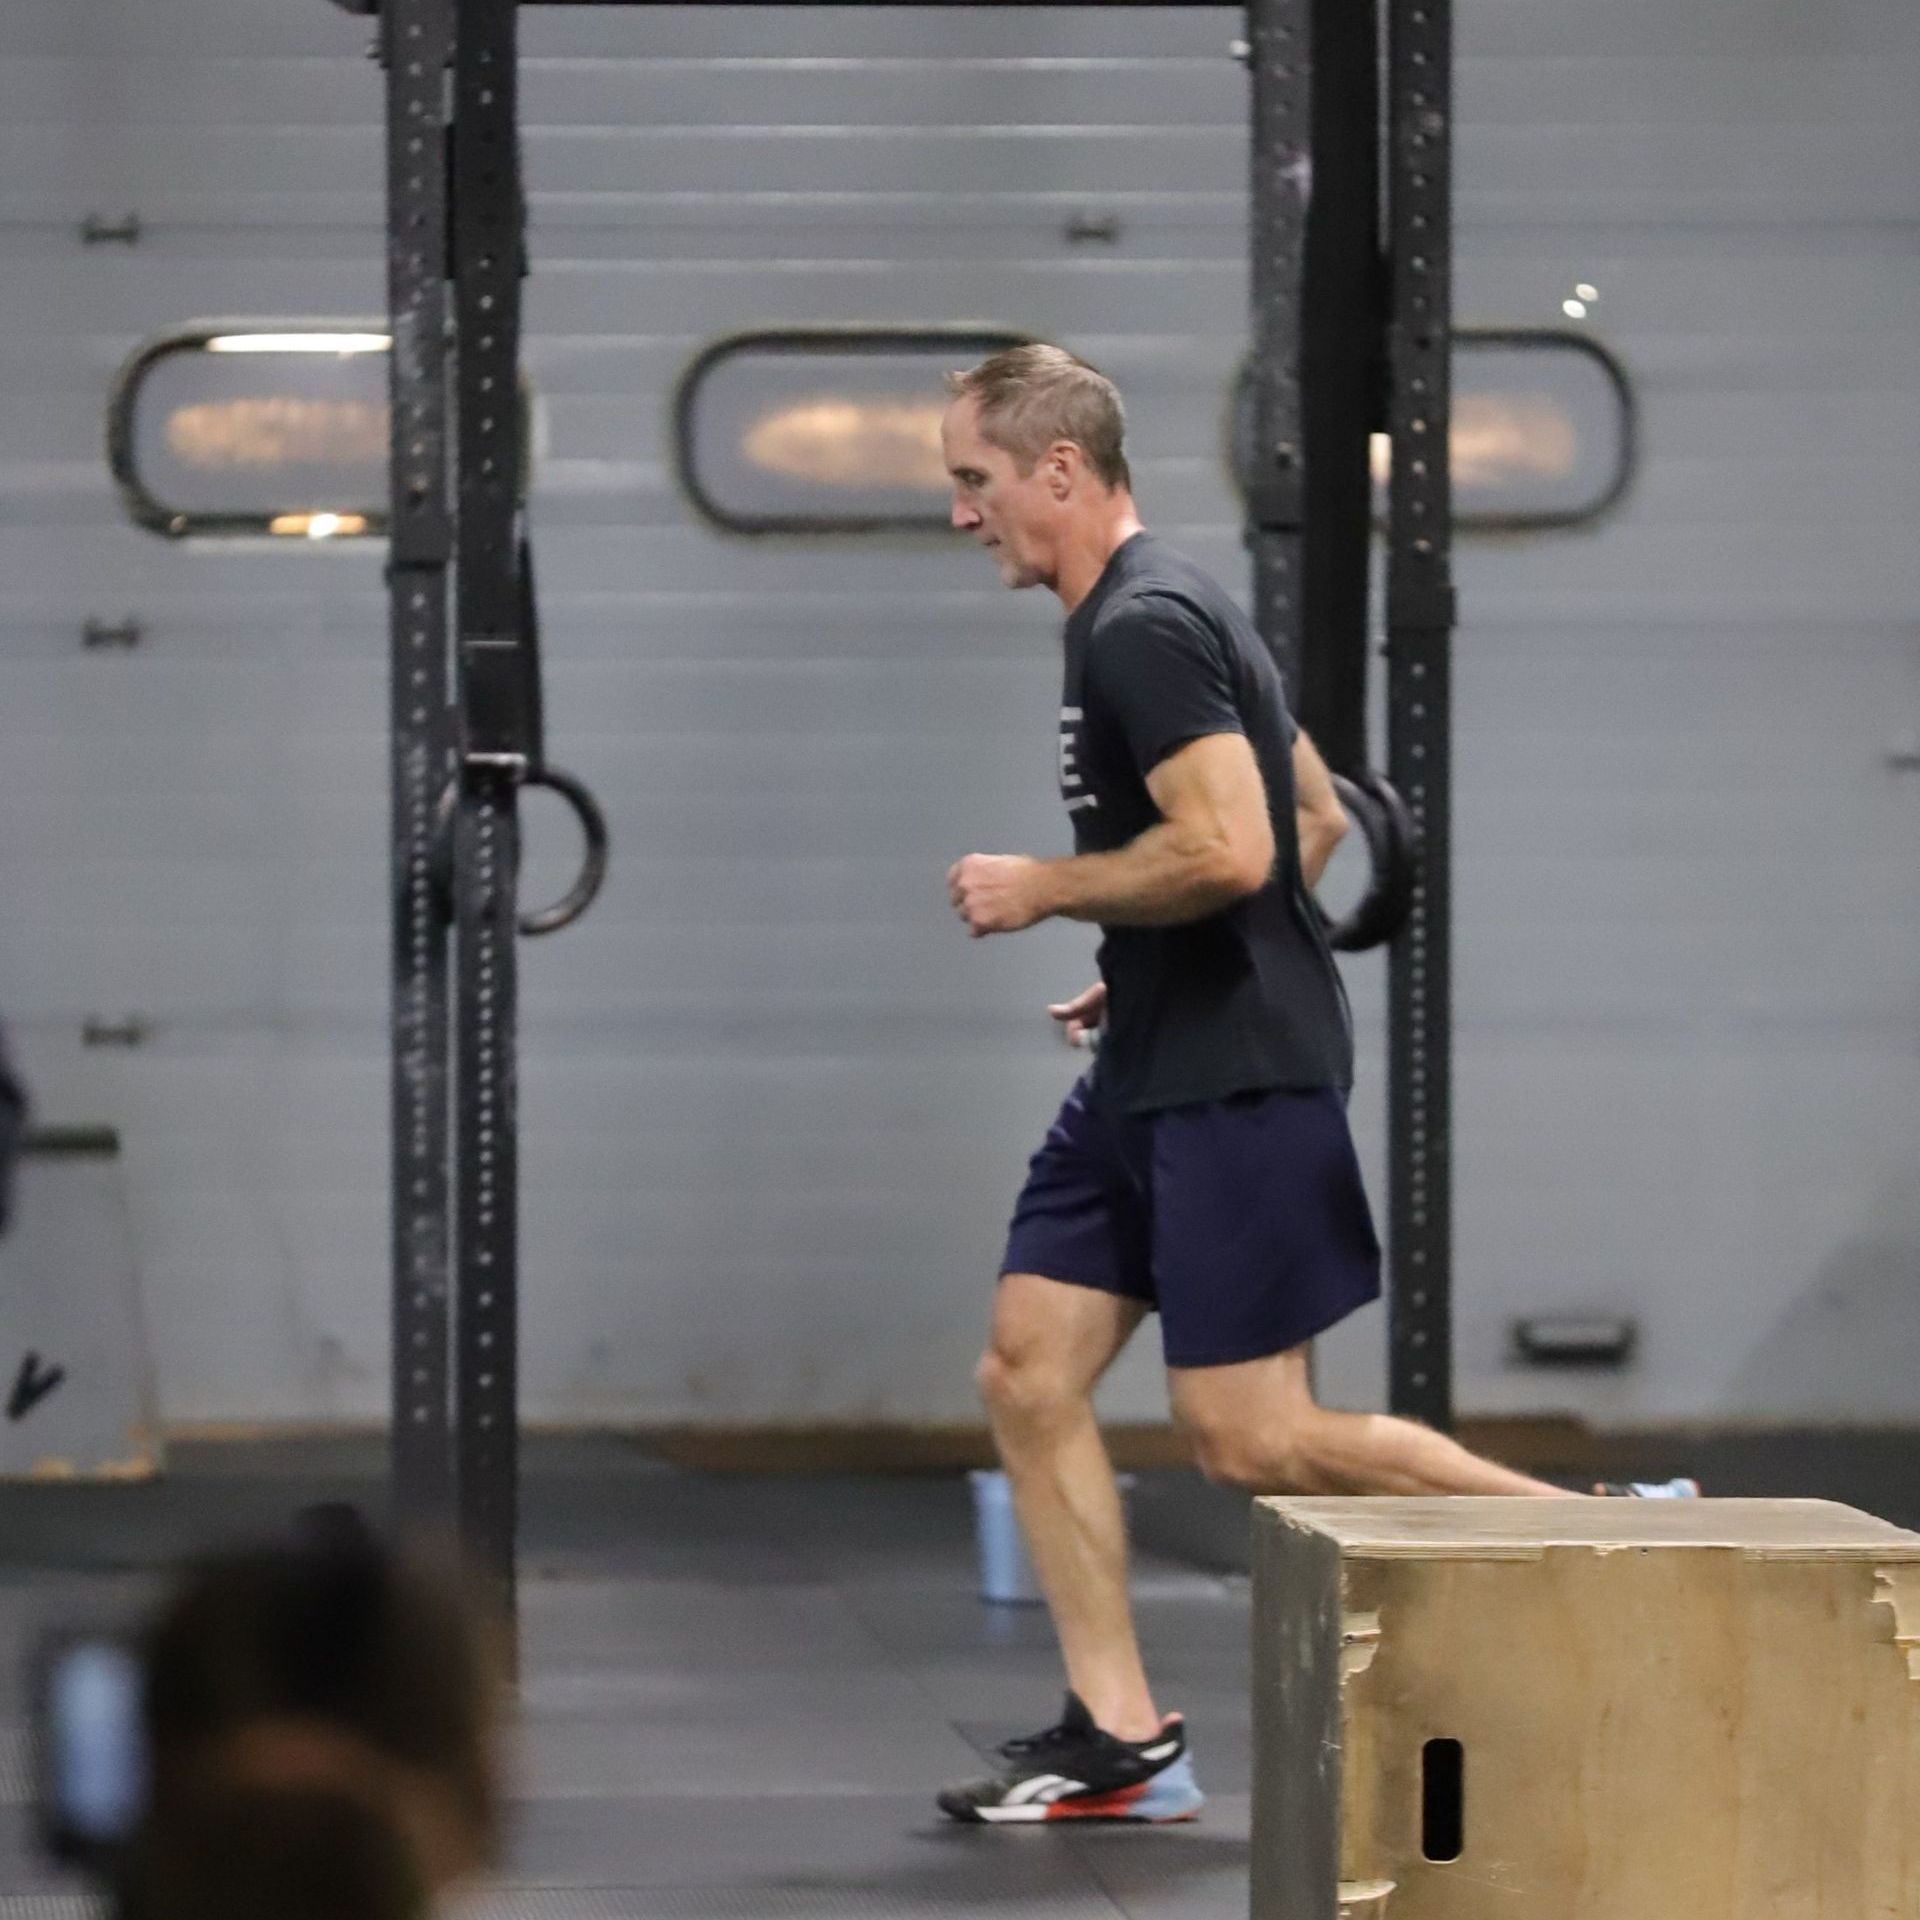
[
  {"left": 426, "top": 765, "right": 610, "bottom": 937},
  {"left": 1320, "top": 769, "right": 1419, "bottom": 954},
  {"left": 517, "top": 764, "right": 609, "bottom": 936}
]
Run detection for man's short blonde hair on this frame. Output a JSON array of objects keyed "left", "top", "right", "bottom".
[{"left": 946, "top": 343, "right": 1132, "bottom": 493}]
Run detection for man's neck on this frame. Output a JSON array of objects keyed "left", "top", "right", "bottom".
[{"left": 1053, "top": 506, "right": 1146, "bottom": 615}]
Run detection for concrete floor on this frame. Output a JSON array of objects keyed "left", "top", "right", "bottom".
[{"left": 0, "top": 1439, "right": 1257, "bottom": 1920}]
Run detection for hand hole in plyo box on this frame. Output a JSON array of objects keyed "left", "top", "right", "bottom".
[{"left": 1421, "top": 1737, "right": 1464, "bottom": 1862}]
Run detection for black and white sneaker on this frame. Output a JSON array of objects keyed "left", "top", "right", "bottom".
[{"left": 937, "top": 1691, "right": 1204, "bottom": 1825}]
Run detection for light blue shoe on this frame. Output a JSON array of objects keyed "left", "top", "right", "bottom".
[{"left": 1124, "top": 1752, "right": 1206, "bottom": 1823}]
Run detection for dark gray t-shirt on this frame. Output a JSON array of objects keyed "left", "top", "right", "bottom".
[{"left": 1060, "top": 533, "right": 1353, "bottom": 1113}]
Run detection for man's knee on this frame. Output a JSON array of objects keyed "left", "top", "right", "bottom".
[
  {"left": 1181, "top": 1406, "right": 1318, "bottom": 1493},
  {"left": 975, "top": 1341, "right": 1086, "bottom": 1431}
]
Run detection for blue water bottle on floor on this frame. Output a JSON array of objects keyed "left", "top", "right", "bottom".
[{"left": 968, "top": 1469, "right": 1044, "bottom": 1605}]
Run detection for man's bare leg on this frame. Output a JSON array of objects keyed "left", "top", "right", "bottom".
[
  {"left": 977, "top": 1272, "right": 1162, "bottom": 1741},
  {"left": 1169, "top": 1344, "right": 1567, "bottom": 1497}
]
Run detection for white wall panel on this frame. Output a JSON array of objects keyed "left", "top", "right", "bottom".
[{"left": 0, "top": 0, "right": 1913, "bottom": 1427}]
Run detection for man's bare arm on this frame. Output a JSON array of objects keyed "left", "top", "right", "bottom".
[
  {"left": 1291, "top": 729, "right": 1349, "bottom": 890},
  {"left": 1038, "top": 732, "right": 1275, "bottom": 928}
]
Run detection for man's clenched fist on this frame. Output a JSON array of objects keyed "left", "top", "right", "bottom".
[{"left": 948, "top": 853, "right": 1053, "bottom": 938}]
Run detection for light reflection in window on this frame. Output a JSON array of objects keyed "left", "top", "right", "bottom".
[
  {"left": 674, "top": 326, "right": 1030, "bottom": 535},
  {"left": 1236, "top": 327, "right": 1635, "bottom": 532},
  {"left": 109, "top": 325, "right": 531, "bottom": 541}
]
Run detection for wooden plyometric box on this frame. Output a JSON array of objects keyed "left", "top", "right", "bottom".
[{"left": 1252, "top": 1498, "right": 1920, "bottom": 1920}]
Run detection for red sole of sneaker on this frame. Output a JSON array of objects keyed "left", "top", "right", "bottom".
[
  {"left": 956, "top": 1803, "right": 1201, "bottom": 1827},
  {"left": 1045, "top": 1786, "right": 1200, "bottom": 1823}
]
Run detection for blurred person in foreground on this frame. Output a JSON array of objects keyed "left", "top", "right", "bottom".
[{"left": 116, "top": 1507, "right": 505, "bottom": 1920}]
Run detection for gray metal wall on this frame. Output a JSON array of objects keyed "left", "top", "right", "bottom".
[{"left": 0, "top": 1, "right": 1914, "bottom": 1427}]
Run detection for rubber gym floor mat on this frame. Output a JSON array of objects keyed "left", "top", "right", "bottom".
[
  {"left": 505, "top": 1791, "right": 1104, "bottom": 1892},
  {"left": 0, "top": 1445, "right": 1258, "bottom": 1920}
]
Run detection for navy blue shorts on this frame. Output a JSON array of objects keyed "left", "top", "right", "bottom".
[{"left": 1000, "top": 1075, "right": 1382, "bottom": 1369}]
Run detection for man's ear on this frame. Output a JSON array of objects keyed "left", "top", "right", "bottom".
[{"left": 1046, "top": 440, "right": 1081, "bottom": 499}]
